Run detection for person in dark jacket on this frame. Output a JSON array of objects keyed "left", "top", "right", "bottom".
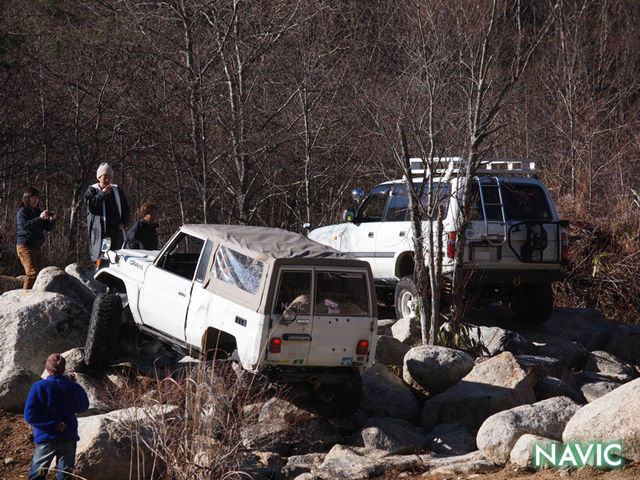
[
  {"left": 16, "top": 186, "right": 56, "bottom": 289},
  {"left": 24, "top": 353, "right": 89, "bottom": 480},
  {"left": 126, "top": 201, "right": 159, "bottom": 250},
  {"left": 84, "top": 163, "right": 130, "bottom": 263}
]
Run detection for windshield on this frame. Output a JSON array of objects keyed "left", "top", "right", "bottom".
[{"left": 385, "top": 182, "right": 450, "bottom": 222}]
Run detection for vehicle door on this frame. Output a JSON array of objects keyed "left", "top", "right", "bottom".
[
  {"left": 267, "top": 269, "right": 313, "bottom": 365},
  {"left": 375, "top": 183, "right": 413, "bottom": 276},
  {"left": 308, "top": 270, "right": 373, "bottom": 367},
  {"left": 340, "top": 184, "right": 391, "bottom": 277},
  {"left": 137, "top": 232, "right": 205, "bottom": 341}
]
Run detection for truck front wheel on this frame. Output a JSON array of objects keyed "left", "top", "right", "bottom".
[{"left": 84, "top": 293, "right": 123, "bottom": 370}]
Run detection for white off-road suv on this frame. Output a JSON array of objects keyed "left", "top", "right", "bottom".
[
  {"left": 309, "top": 158, "right": 569, "bottom": 323},
  {"left": 84, "top": 224, "right": 377, "bottom": 414}
]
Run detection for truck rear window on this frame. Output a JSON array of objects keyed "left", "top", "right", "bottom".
[
  {"left": 315, "top": 271, "right": 370, "bottom": 316},
  {"left": 471, "top": 181, "right": 552, "bottom": 221}
]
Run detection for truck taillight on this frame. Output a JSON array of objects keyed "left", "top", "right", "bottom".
[
  {"left": 447, "top": 232, "right": 456, "bottom": 259},
  {"left": 356, "top": 340, "right": 369, "bottom": 355},
  {"left": 269, "top": 338, "right": 282, "bottom": 353},
  {"left": 561, "top": 232, "right": 569, "bottom": 261}
]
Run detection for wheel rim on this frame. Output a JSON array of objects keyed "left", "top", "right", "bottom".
[{"left": 399, "top": 289, "right": 416, "bottom": 319}]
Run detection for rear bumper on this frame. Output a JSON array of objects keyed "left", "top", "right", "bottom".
[
  {"left": 263, "top": 365, "right": 362, "bottom": 384},
  {"left": 462, "top": 268, "right": 563, "bottom": 286}
]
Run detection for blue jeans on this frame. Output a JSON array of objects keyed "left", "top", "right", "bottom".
[{"left": 28, "top": 438, "right": 77, "bottom": 480}]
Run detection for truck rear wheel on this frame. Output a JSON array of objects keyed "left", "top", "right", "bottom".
[
  {"left": 394, "top": 276, "right": 418, "bottom": 320},
  {"left": 510, "top": 283, "right": 554, "bottom": 324},
  {"left": 312, "top": 375, "right": 362, "bottom": 417},
  {"left": 84, "top": 293, "right": 123, "bottom": 370}
]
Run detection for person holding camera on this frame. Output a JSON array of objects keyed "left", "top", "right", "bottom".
[
  {"left": 24, "top": 353, "right": 89, "bottom": 480},
  {"left": 16, "top": 186, "right": 56, "bottom": 289},
  {"left": 84, "top": 163, "right": 130, "bottom": 265}
]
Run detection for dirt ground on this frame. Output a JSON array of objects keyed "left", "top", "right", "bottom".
[{"left": 2, "top": 408, "right": 639, "bottom": 480}]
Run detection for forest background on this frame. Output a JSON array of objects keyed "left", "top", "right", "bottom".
[{"left": 1, "top": 0, "right": 639, "bottom": 322}]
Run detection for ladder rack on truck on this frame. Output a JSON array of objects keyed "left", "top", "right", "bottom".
[{"left": 409, "top": 157, "right": 537, "bottom": 178}]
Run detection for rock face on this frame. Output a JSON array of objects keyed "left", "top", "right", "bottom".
[
  {"left": 476, "top": 396, "right": 580, "bottom": 465},
  {"left": 421, "top": 352, "right": 536, "bottom": 430},
  {"left": 402, "top": 345, "right": 474, "bottom": 394},
  {"left": 0, "top": 290, "right": 88, "bottom": 411},
  {"left": 33, "top": 266, "right": 96, "bottom": 313},
  {"left": 563, "top": 378, "right": 640, "bottom": 462},
  {"left": 361, "top": 363, "right": 419, "bottom": 421},
  {"left": 75, "top": 405, "right": 179, "bottom": 480}
]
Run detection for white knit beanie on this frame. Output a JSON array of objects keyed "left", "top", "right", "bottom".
[{"left": 96, "top": 163, "right": 114, "bottom": 179}]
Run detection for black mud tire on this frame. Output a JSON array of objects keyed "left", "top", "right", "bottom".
[
  {"left": 510, "top": 283, "right": 554, "bottom": 324},
  {"left": 312, "top": 375, "right": 363, "bottom": 418},
  {"left": 84, "top": 293, "right": 123, "bottom": 370},
  {"left": 394, "top": 276, "right": 418, "bottom": 320}
]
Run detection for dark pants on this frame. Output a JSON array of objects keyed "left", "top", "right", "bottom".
[
  {"left": 16, "top": 245, "right": 43, "bottom": 289},
  {"left": 28, "top": 438, "right": 77, "bottom": 480}
]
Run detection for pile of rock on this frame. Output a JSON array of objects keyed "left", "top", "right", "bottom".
[{"left": 2, "top": 266, "right": 640, "bottom": 479}]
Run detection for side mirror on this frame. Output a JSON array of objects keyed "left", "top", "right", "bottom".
[
  {"left": 101, "top": 237, "right": 112, "bottom": 252},
  {"left": 352, "top": 188, "right": 365, "bottom": 204},
  {"left": 280, "top": 308, "right": 297, "bottom": 325},
  {"left": 343, "top": 208, "right": 355, "bottom": 223},
  {"left": 302, "top": 222, "right": 311, "bottom": 233}
]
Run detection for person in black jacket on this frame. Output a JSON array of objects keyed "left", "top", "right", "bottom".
[
  {"left": 84, "top": 163, "right": 130, "bottom": 263},
  {"left": 16, "top": 187, "right": 56, "bottom": 289},
  {"left": 126, "top": 202, "right": 159, "bottom": 250}
]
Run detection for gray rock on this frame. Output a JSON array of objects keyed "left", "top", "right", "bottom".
[
  {"left": 376, "top": 319, "right": 396, "bottom": 336},
  {"left": 390, "top": 316, "right": 421, "bottom": 344},
  {"left": 259, "top": 397, "right": 315, "bottom": 423},
  {"left": 361, "top": 363, "right": 419, "bottom": 421},
  {"left": 375, "top": 335, "right": 410, "bottom": 367},
  {"left": 522, "top": 332, "right": 586, "bottom": 368},
  {"left": 468, "top": 325, "right": 537, "bottom": 356},
  {"left": 75, "top": 405, "right": 179, "bottom": 480},
  {"left": 584, "top": 350, "right": 637, "bottom": 382},
  {"left": 576, "top": 372, "right": 622, "bottom": 402},
  {"left": 421, "top": 352, "right": 536, "bottom": 430},
  {"left": 539, "top": 308, "right": 615, "bottom": 347},
  {"left": 33, "top": 266, "right": 96, "bottom": 313},
  {"left": 426, "top": 423, "right": 477, "bottom": 455},
  {"left": 282, "top": 453, "right": 326, "bottom": 479},
  {"left": 0, "top": 290, "right": 88, "bottom": 411},
  {"left": 65, "top": 263, "right": 105, "bottom": 294},
  {"left": 563, "top": 377, "right": 640, "bottom": 461},
  {"left": 402, "top": 345, "right": 474, "bottom": 394},
  {"left": 514, "top": 355, "right": 569, "bottom": 384},
  {"left": 509, "top": 433, "right": 557, "bottom": 468},
  {"left": 351, "top": 417, "right": 427, "bottom": 454},
  {"left": 534, "top": 376, "right": 585, "bottom": 404},
  {"left": 241, "top": 417, "right": 293, "bottom": 451},
  {"left": 605, "top": 325, "right": 640, "bottom": 365},
  {"left": 476, "top": 396, "right": 580, "bottom": 465}
]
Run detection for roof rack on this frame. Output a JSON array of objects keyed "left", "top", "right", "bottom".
[{"left": 410, "top": 157, "right": 537, "bottom": 178}]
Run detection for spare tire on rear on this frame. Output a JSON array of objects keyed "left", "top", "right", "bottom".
[{"left": 84, "top": 293, "right": 122, "bottom": 370}]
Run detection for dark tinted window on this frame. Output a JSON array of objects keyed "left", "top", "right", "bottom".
[
  {"left": 357, "top": 185, "right": 390, "bottom": 222},
  {"left": 384, "top": 183, "right": 450, "bottom": 222},
  {"left": 471, "top": 181, "right": 551, "bottom": 221}
]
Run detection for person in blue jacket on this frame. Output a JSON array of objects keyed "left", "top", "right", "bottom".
[
  {"left": 24, "top": 353, "right": 89, "bottom": 480},
  {"left": 126, "top": 201, "right": 159, "bottom": 250},
  {"left": 16, "top": 186, "right": 56, "bottom": 289}
]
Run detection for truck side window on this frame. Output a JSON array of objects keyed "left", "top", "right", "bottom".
[
  {"left": 156, "top": 233, "right": 205, "bottom": 280},
  {"left": 273, "top": 271, "right": 311, "bottom": 315},
  {"left": 213, "top": 246, "right": 264, "bottom": 294},
  {"left": 357, "top": 185, "right": 390, "bottom": 223},
  {"left": 385, "top": 184, "right": 409, "bottom": 221}
]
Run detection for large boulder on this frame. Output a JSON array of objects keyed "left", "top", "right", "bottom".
[
  {"left": 468, "top": 325, "right": 538, "bottom": 356},
  {"left": 390, "top": 316, "right": 421, "bottom": 344},
  {"left": 563, "top": 378, "right": 640, "bottom": 461},
  {"left": 420, "top": 352, "right": 536, "bottom": 430},
  {"left": 519, "top": 332, "right": 586, "bottom": 368},
  {"left": 476, "top": 396, "right": 580, "bottom": 464},
  {"left": 375, "top": 335, "right": 410, "bottom": 367},
  {"left": 534, "top": 376, "right": 585, "bottom": 404},
  {"left": 576, "top": 372, "right": 623, "bottom": 403},
  {"left": 351, "top": 417, "right": 428, "bottom": 454},
  {"left": 583, "top": 350, "right": 637, "bottom": 383},
  {"left": 426, "top": 423, "right": 477, "bottom": 455},
  {"left": 360, "top": 363, "right": 420, "bottom": 421},
  {"left": 33, "top": 266, "right": 96, "bottom": 313},
  {"left": 402, "top": 345, "right": 474, "bottom": 394},
  {"left": 538, "top": 307, "right": 615, "bottom": 348},
  {"left": 65, "top": 263, "right": 106, "bottom": 294},
  {"left": 75, "top": 405, "right": 179, "bottom": 480},
  {"left": 0, "top": 290, "right": 88, "bottom": 411},
  {"left": 509, "top": 433, "right": 557, "bottom": 468}
]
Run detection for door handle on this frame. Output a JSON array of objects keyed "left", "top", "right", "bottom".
[
  {"left": 399, "top": 231, "right": 406, "bottom": 237},
  {"left": 368, "top": 232, "right": 374, "bottom": 238},
  {"left": 178, "top": 291, "right": 186, "bottom": 297}
]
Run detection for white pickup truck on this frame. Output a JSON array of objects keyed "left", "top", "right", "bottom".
[
  {"left": 85, "top": 224, "right": 377, "bottom": 414},
  {"left": 309, "top": 158, "right": 569, "bottom": 323}
]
